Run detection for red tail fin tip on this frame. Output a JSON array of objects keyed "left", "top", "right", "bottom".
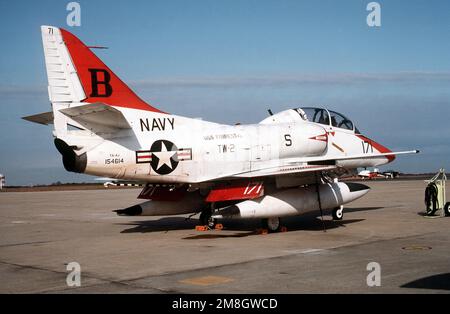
[{"left": 60, "top": 28, "right": 164, "bottom": 113}]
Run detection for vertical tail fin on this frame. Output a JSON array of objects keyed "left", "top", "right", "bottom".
[{"left": 41, "top": 25, "right": 163, "bottom": 113}]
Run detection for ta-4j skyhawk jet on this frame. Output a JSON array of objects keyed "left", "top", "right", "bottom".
[{"left": 24, "top": 26, "right": 419, "bottom": 232}]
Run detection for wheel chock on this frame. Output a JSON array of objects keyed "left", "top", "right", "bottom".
[
  {"left": 256, "top": 228, "right": 269, "bottom": 235},
  {"left": 214, "top": 224, "right": 224, "bottom": 230},
  {"left": 281, "top": 226, "right": 288, "bottom": 232},
  {"left": 195, "top": 225, "right": 208, "bottom": 231}
]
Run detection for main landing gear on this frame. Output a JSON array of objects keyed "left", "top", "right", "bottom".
[
  {"left": 261, "top": 217, "right": 281, "bottom": 233},
  {"left": 262, "top": 217, "right": 287, "bottom": 232},
  {"left": 199, "top": 207, "right": 217, "bottom": 229}
]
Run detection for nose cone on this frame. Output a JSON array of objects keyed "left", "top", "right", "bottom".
[
  {"left": 344, "top": 182, "right": 370, "bottom": 193},
  {"left": 343, "top": 182, "right": 370, "bottom": 203}
]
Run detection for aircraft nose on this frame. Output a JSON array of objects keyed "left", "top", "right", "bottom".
[
  {"left": 341, "top": 182, "right": 370, "bottom": 204},
  {"left": 344, "top": 182, "right": 370, "bottom": 192}
]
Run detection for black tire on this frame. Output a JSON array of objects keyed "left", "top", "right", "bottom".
[
  {"left": 332, "top": 206, "right": 344, "bottom": 220},
  {"left": 199, "top": 209, "right": 216, "bottom": 228},
  {"left": 444, "top": 202, "right": 450, "bottom": 217},
  {"left": 262, "top": 217, "right": 281, "bottom": 232}
]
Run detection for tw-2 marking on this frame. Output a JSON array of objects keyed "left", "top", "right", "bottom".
[{"left": 218, "top": 144, "right": 235, "bottom": 153}]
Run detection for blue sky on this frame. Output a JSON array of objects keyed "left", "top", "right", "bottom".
[{"left": 0, "top": 0, "right": 449, "bottom": 185}]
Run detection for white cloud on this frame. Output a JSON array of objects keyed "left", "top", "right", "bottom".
[
  {"left": 131, "top": 71, "right": 450, "bottom": 88},
  {"left": 2, "top": 71, "right": 449, "bottom": 97}
]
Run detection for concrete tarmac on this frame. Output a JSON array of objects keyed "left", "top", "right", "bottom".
[{"left": 0, "top": 180, "right": 449, "bottom": 293}]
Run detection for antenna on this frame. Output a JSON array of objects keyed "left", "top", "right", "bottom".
[{"left": 87, "top": 46, "right": 109, "bottom": 49}]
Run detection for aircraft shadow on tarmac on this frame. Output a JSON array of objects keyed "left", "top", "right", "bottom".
[
  {"left": 182, "top": 218, "right": 366, "bottom": 240},
  {"left": 416, "top": 212, "right": 442, "bottom": 218},
  {"left": 401, "top": 273, "right": 450, "bottom": 291},
  {"left": 116, "top": 206, "right": 383, "bottom": 237},
  {"left": 343, "top": 206, "right": 383, "bottom": 214}
]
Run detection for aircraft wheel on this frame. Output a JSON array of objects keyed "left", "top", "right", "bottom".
[
  {"left": 444, "top": 202, "right": 450, "bottom": 217},
  {"left": 332, "top": 206, "right": 344, "bottom": 220},
  {"left": 262, "top": 217, "right": 281, "bottom": 232},
  {"left": 199, "top": 209, "right": 216, "bottom": 229}
]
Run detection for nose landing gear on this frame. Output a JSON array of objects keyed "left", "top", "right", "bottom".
[{"left": 332, "top": 205, "right": 344, "bottom": 220}]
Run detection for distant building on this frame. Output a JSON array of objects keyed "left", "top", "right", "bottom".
[{"left": 0, "top": 174, "right": 4, "bottom": 189}]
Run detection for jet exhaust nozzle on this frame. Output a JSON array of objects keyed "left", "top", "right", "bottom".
[{"left": 54, "top": 138, "right": 87, "bottom": 173}]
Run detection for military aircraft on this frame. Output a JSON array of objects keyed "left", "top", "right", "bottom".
[
  {"left": 358, "top": 168, "right": 399, "bottom": 179},
  {"left": 24, "top": 26, "right": 419, "bottom": 232},
  {"left": 358, "top": 168, "right": 384, "bottom": 179}
]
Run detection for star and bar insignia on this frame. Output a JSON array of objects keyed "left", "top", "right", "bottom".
[{"left": 135, "top": 140, "right": 192, "bottom": 175}]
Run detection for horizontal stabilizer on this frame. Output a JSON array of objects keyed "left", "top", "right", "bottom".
[
  {"left": 59, "top": 103, "right": 131, "bottom": 130},
  {"left": 22, "top": 111, "right": 54, "bottom": 125}
]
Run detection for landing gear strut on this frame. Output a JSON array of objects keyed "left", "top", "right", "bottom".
[
  {"left": 199, "top": 207, "right": 217, "bottom": 229},
  {"left": 332, "top": 205, "right": 344, "bottom": 220},
  {"left": 262, "top": 217, "right": 281, "bottom": 232}
]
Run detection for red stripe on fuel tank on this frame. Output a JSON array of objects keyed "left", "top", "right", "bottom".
[{"left": 206, "top": 182, "right": 264, "bottom": 202}]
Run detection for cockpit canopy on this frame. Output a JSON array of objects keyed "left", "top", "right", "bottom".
[
  {"left": 259, "top": 107, "right": 360, "bottom": 133},
  {"left": 295, "top": 107, "right": 359, "bottom": 133}
]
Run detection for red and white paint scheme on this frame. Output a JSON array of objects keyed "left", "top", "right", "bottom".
[{"left": 24, "top": 26, "right": 419, "bottom": 231}]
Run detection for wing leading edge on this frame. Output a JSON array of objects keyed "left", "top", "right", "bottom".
[{"left": 231, "top": 150, "right": 419, "bottom": 179}]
